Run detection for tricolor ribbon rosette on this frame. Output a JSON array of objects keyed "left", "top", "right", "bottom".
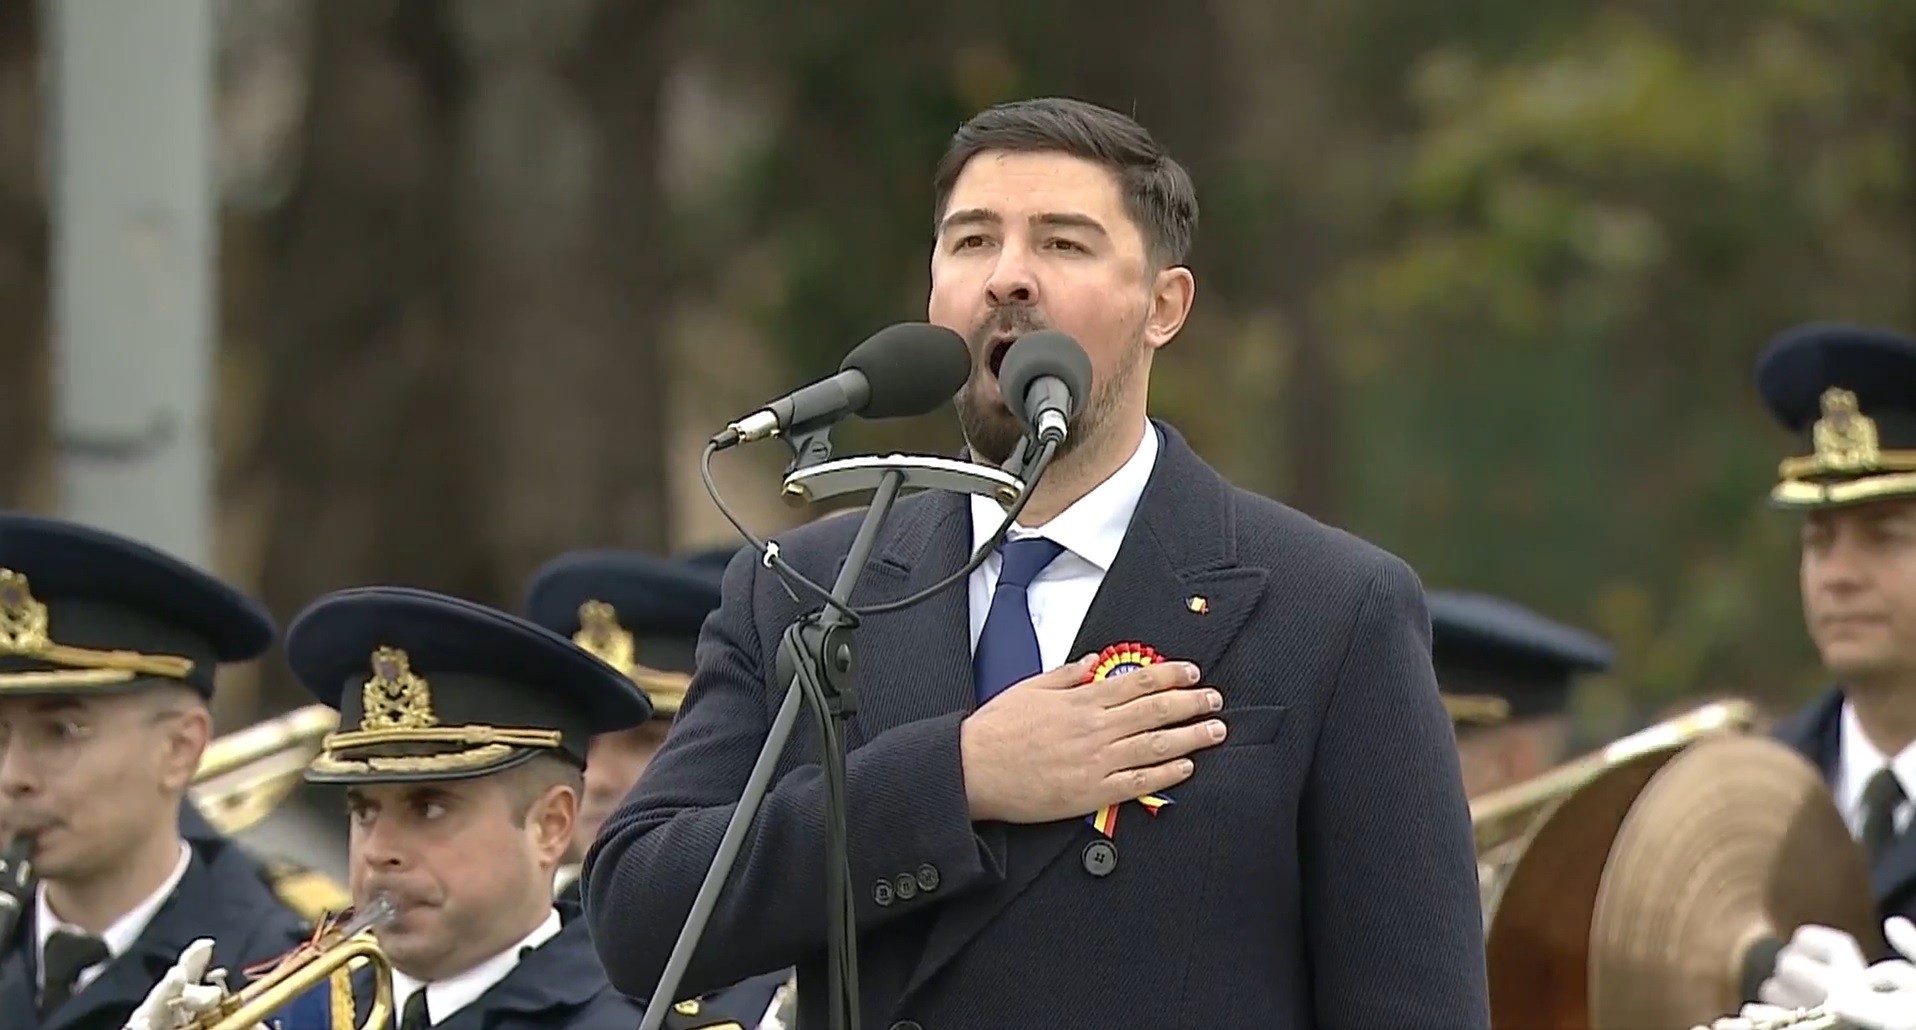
[{"left": 1085, "top": 641, "right": 1176, "bottom": 839}]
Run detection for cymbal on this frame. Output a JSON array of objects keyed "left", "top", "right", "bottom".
[
  {"left": 1588, "top": 735, "right": 1882, "bottom": 1030},
  {"left": 1486, "top": 745, "right": 1682, "bottom": 1030}
]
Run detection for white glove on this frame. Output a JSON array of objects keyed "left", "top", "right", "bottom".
[
  {"left": 1759, "top": 924, "right": 1871, "bottom": 1009},
  {"left": 1690, "top": 1002, "right": 1824, "bottom": 1030},
  {"left": 1825, "top": 916, "right": 1916, "bottom": 1030},
  {"left": 124, "top": 938, "right": 217, "bottom": 1030}
]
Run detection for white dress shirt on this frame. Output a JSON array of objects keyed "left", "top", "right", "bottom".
[
  {"left": 1836, "top": 700, "right": 1916, "bottom": 840},
  {"left": 391, "top": 907, "right": 563, "bottom": 1026},
  {"left": 966, "top": 421, "right": 1159, "bottom": 673},
  {"left": 35, "top": 840, "right": 192, "bottom": 994}
]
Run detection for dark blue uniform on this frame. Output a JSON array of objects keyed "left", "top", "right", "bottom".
[
  {"left": 526, "top": 549, "right": 796, "bottom": 1028},
  {"left": 269, "top": 586, "right": 654, "bottom": 1030},
  {"left": 0, "top": 831, "right": 310, "bottom": 1030},
  {"left": 0, "top": 514, "right": 311, "bottom": 1030},
  {"left": 276, "top": 898, "right": 644, "bottom": 1030},
  {"left": 1754, "top": 325, "right": 1916, "bottom": 937}
]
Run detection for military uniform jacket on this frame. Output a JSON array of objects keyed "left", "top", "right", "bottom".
[
  {"left": 1776, "top": 688, "right": 1916, "bottom": 937},
  {"left": 584, "top": 421, "right": 1491, "bottom": 1029},
  {"left": 0, "top": 832, "right": 311, "bottom": 1030},
  {"left": 280, "top": 898, "right": 641, "bottom": 1030}
]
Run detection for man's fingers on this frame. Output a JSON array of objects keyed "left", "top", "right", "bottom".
[
  {"left": 1024, "top": 654, "right": 1102, "bottom": 689},
  {"left": 179, "top": 938, "right": 216, "bottom": 982},
  {"left": 1107, "top": 721, "right": 1227, "bottom": 768},
  {"left": 1103, "top": 685, "right": 1222, "bottom": 738},
  {"left": 1084, "top": 660, "right": 1201, "bottom": 704},
  {"left": 1097, "top": 758, "right": 1197, "bottom": 807}
]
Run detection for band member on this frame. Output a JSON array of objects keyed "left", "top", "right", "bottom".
[
  {"left": 236, "top": 585, "right": 653, "bottom": 1030},
  {"left": 1429, "top": 589, "right": 1614, "bottom": 797},
  {"left": 583, "top": 96, "right": 1486, "bottom": 1027},
  {"left": 1743, "top": 324, "right": 1916, "bottom": 1009},
  {"left": 523, "top": 548, "right": 792, "bottom": 1029},
  {"left": 0, "top": 513, "right": 309, "bottom": 1030}
]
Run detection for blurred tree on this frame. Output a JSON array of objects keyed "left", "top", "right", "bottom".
[
  {"left": 245, "top": 0, "right": 679, "bottom": 708},
  {"left": 1328, "top": 4, "right": 1915, "bottom": 716},
  {"left": 0, "top": 1, "right": 49, "bottom": 511}
]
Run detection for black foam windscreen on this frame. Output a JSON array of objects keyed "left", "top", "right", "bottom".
[
  {"left": 841, "top": 322, "right": 972, "bottom": 419},
  {"left": 998, "top": 330, "right": 1092, "bottom": 420}
]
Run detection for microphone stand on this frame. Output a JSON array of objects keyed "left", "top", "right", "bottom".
[{"left": 640, "top": 423, "right": 1028, "bottom": 1030}]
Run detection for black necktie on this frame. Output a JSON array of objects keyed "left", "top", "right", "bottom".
[
  {"left": 39, "top": 929, "right": 108, "bottom": 1015},
  {"left": 398, "top": 988, "right": 431, "bottom": 1030},
  {"left": 1862, "top": 767, "right": 1907, "bottom": 863}
]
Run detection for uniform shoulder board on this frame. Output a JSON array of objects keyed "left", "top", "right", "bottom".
[
  {"left": 664, "top": 998, "right": 744, "bottom": 1030},
  {"left": 262, "top": 856, "right": 353, "bottom": 923}
]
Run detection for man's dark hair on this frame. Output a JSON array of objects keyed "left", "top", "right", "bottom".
[{"left": 933, "top": 97, "right": 1199, "bottom": 269}]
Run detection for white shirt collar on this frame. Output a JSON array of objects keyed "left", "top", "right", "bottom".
[
  {"left": 35, "top": 840, "right": 192, "bottom": 991},
  {"left": 969, "top": 419, "right": 1158, "bottom": 569},
  {"left": 1837, "top": 700, "right": 1916, "bottom": 835},
  {"left": 391, "top": 907, "right": 563, "bottom": 1025}
]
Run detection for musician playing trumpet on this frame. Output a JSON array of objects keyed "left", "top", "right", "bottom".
[
  {"left": 127, "top": 585, "right": 656, "bottom": 1030},
  {"left": 1743, "top": 326, "right": 1916, "bottom": 1010},
  {"left": 0, "top": 515, "right": 309, "bottom": 1030}
]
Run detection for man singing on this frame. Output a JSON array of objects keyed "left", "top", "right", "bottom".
[{"left": 584, "top": 96, "right": 1487, "bottom": 1027}]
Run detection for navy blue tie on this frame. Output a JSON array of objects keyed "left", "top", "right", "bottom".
[{"left": 975, "top": 537, "right": 1066, "bottom": 703}]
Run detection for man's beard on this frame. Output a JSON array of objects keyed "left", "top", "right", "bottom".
[{"left": 954, "top": 307, "right": 1143, "bottom": 466}]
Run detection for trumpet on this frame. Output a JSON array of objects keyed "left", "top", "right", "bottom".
[
  {"left": 186, "top": 893, "right": 397, "bottom": 1030},
  {"left": 191, "top": 705, "right": 339, "bottom": 838},
  {"left": 1472, "top": 698, "right": 1760, "bottom": 857},
  {"left": 0, "top": 834, "right": 32, "bottom": 945}
]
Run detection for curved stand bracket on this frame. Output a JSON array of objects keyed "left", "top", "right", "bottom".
[{"left": 781, "top": 454, "right": 1024, "bottom": 508}]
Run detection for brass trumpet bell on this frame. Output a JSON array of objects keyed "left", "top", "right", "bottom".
[{"left": 186, "top": 895, "right": 397, "bottom": 1030}]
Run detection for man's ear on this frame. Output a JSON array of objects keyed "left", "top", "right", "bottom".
[
  {"left": 529, "top": 783, "right": 578, "bottom": 867},
  {"left": 1143, "top": 265, "right": 1195, "bottom": 349},
  {"left": 158, "top": 700, "right": 211, "bottom": 793}
]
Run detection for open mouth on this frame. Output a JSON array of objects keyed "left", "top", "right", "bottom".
[{"left": 986, "top": 335, "right": 1017, "bottom": 377}]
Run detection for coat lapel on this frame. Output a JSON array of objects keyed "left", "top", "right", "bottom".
[
  {"left": 836, "top": 489, "right": 976, "bottom": 748},
  {"left": 45, "top": 852, "right": 221, "bottom": 1030},
  {"left": 0, "top": 905, "right": 39, "bottom": 1030},
  {"left": 437, "top": 908, "right": 609, "bottom": 1028},
  {"left": 1771, "top": 690, "right": 1916, "bottom": 914},
  {"left": 901, "top": 424, "right": 1268, "bottom": 1000}
]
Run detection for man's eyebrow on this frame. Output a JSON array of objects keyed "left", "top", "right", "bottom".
[
  {"left": 936, "top": 209, "right": 1110, "bottom": 237},
  {"left": 938, "top": 208, "right": 1000, "bottom": 235},
  {"left": 1033, "top": 212, "right": 1108, "bottom": 236}
]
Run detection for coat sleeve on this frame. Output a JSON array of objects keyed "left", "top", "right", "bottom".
[
  {"left": 582, "top": 551, "right": 1005, "bottom": 999},
  {"left": 1299, "top": 557, "right": 1491, "bottom": 1028}
]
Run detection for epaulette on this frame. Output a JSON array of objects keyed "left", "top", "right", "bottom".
[
  {"left": 664, "top": 997, "right": 745, "bottom": 1030},
  {"left": 262, "top": 856, "right": 352, "bottom": 923}
]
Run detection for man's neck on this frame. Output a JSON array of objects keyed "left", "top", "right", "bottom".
[
  {"left": 45, "top": 827, "right": 184, "bottom": 936},
  {"left": 1015, "top": 413, "right": 1148, "bottom": 527},
  {"left": 1847, "top": 676, "right": 1916, "bottom": 758}
]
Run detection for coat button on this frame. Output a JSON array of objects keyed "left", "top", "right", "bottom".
[
  {"left": 890, "top": 1022, "right": 923, "bottom": 1030},
  {"left": 1082, "top": 839, "right": 1118, "bottom": 877},
  {"left": 894, "top": 872, "right": 917, "bottom": 901},
  {"left": 873, "top": 879, "right": 895, "bottom": 906},
  {"left": 915, "top": 863, "right": 940, "bottom": 892}
]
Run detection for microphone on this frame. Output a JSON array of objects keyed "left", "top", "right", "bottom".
[
  {"left": 715, "top": 323, "right": 970, "bottom": 449},
  {"left": 998, "top": 330, "right": 1092, "bottom": 447}
]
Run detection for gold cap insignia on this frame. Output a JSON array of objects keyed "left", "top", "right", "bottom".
[
  {"left": 1811, "top": 387, "right": 1880, "bottom": 473},
  {"left": 360, "top": 646, "right": 439, "bottom": 731},
  {"left": 574, "top": 600, "right": 635, "bottom": 675},
  {"left": 0, "top": 570, "right": 50, "bottom": 655}
]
